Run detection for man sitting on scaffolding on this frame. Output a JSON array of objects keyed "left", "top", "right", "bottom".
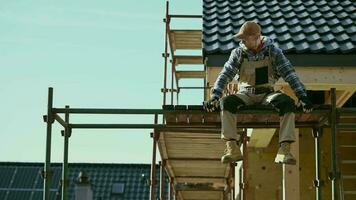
[{"left": 204, "top": 21, "right": 313, "bottom": 165}]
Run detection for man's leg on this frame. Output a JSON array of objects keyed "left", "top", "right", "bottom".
[
  {"left": 220, "top": 94, "right": 250, "bottom": 163},
  {"left": 263, "top": 92, "right": 297, "bottom": 165}
]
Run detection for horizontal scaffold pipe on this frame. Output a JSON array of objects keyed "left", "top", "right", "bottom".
[
  {"left": 169, "top": 14, "right": 202, "bottom": 18},
  {"left": 52, "top": 107, "right": 331, "bottom": 115},
  {"left": 67, "top": 122, "right": 326, "bottom": 129}
]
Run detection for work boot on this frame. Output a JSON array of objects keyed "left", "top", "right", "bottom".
[
  {"left": 274, "top": 142, "right": 296, "bottom": 165},
  {"left": 221, "top": 140, "right": 243, "bottom": 163}
]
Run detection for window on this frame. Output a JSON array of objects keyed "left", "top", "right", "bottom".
[{"left": 111, "top": 183, "right": 125, "bottom": 194}]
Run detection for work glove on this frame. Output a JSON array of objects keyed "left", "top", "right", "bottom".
[
  {"left": 203, "top": 96, "right": 220, "bottom": 112},
  {"left": 298, "top": 95, "right": 313, "bottom": 113}
]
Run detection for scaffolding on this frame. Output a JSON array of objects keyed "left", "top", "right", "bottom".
[
  {"left": 42, "top": 87, "right": 356, "bottom": 200},
  {"left": 41, "top": 2, "right": 356, "bottom": 200}
]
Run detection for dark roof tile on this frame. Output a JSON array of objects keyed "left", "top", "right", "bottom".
[
  {"left": 336, "top": 33, "right": 350, "bottom": 42},
  {"left": 279, "top": 0, "right": 290, "bottom": 7},
  {"left": 304, "top": 25, "right": 317, "bottom": 34},
  {"left": 331, "top": 25, "right": 345, "bottom": 34},
  {"left": 310, "top": 41, "right": 325, "bottom": 52},
  {"left": 340, "top": 0, "right": 352, "bottom": 7},
  {"left": 315, "top": 0, "right": 328, "bottom": 6},
  {"left": 300, "top": 18, "right": 313, "bottom": 26},
  {"left": 327, "top": 18, "right": 340, "bottom": 27},
  {"left": 282, "top": 5, "right": 293, "bottom": 12},
  {"left": 340, "top": 41, "right": 354, "bottom": 52},
  {"left": 337, "top": 12, "right": 349, "bottom": 20},
  {"left": 341, "top": 18, "right": 354, "bottom": 27},
  {"left": 278, "top": 33, "right": 292, "bottom": 42},
  {"left": 291, "top": 0, "right": 303, "bottom": 6},
  {"left": 351, "top": 35, "right": 356, "bottom": 42},
  {"left": 346, "top": 25, "right": 356, "bottom": 34},
  {"left": 275, "top": 25, "right": 289, "bottom": 34},
  {"left": 273, "top": 18, "right": 286, "bottom": 26},
  {"left": 321, "top": 33, "right": 336, "bottom": 42},
  {"left": 295, "top": 42, "right": 309, "bottom": 53},
  {"left": 307, "top": 5, "right": 319, "bottom": 14},
  {"left": 345, "top": 5, "right": 356, "bottom": 13},
  {"left": 328, "top": 0, "right": 339, "bottom": 7},
  {"left": 256, "top": 5, "right": 268, "bottom": 13},
  {"left": 325, "top": 42, "right": 340, "bottom": 52},
  {"left": 306, "top": 33, "right": 321, "bottom": 42},
  {"left": 280, "top": 41, "right": 295, "bottom": 51},
  {"left": 203, "top": 0, "right": 356, "bottom": 54},
  {"left": 318, "top": 25, "right": 331, "bottom": 34},
  {"left": 271, "top": 11, "right": 283, "bottom": 19},
  {"left": 259, "top": 18, "right": 272, "bottom": 26},
  {"left": 258, "top": 12, "right": 270, "bottom": 19},
  {"left": 293, "top": 33, "right": 306, "bottom": 42},
  {"left": 314, "top": 18, "right": 327, "bottom": 26},
  {"left": 287, "top": 18, "right": 299, "bottom": 26},
  {"left": 266, "top": 0, "right": 278, "bottom": 7}
]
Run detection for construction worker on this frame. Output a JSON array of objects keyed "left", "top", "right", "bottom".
[{"left": 203, "top": 21, "right": 313, "bottom": 165}]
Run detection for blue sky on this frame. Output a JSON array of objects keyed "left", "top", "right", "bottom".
[{"left": 0, "top": 1, "right": 202, "bottom": 164}]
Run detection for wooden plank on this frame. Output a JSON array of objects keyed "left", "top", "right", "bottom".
[
  {"left": 170, "top": 30, "right": 202, "bottom": 51},
  {"left": 181, "top": 191, "right": 222, "bottom": 199},
  {"left": 175, "top": 177, "right": 226, "bottom": 185},
  {"left": 175, "top": 55, "right": 203, "bottom": 65},
  {"left": 169, "top": 160, "right": 227, "bottom": 177},
  {"left": 163, "top": 131, "right": 220, "bottom": 138},
  {"left": 176, "top": 71, "right": 205, "bottom": 79}
]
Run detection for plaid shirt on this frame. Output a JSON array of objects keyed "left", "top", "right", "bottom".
[{"left": 211, "top": 36, "right": 307, "bottom": 99}]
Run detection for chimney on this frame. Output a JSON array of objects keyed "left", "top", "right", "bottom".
[{"left": 75, "top": 170, "right": 93, "bottom": 200}]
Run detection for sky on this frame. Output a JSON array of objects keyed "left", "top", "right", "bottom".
[{"left": 0, "top": 0, "right": 203, "bottom": 164}]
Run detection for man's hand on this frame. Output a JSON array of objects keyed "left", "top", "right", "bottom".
[
  {"left": 203, "top": 96, "right": 220, "bottom": 112},
  {"left": 298, "top": 95, "right": 313, "bottom": 113}
]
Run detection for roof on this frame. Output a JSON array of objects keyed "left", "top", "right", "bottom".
[
  {"left": 203, "top": 0, "right": 356, "bottom": 54},
  {"left": 0, "top": 162, "right": 167, "bottom": 200}
]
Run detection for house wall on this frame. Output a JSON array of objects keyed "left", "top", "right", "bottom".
[{"left": 244, "top": 128, "right": 334, "bottom": 200}]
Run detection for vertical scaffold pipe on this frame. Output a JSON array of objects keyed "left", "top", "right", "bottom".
[
  {"left": 43, "top": 87, "right": 53, "bottom": 200},
  {"left": 160, "top": 161, "right": 165, "bottom": 200},
  {"left": 149, "top": 131, "right": 158, "bottom": 200},
  {"left": 313, "top": 128, "right": 322, "bottom": 200},
  {"left": 242, "top": 128, "right": 248, "bottom": 200},
  {"left": 330, "top": 88, "right": 339, "bottom": 199},
  {"left": 162, "top": 1, "right": 169, "bottom": 105},
  {"left": 61, "top": 105, "right": 70, "bottom": 200}
]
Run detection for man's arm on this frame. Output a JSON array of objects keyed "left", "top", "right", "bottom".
[
  {"left": 272, "top": 46, "right": 307, "bottom": 98},
  {"left": 211, "top": 48, "right": 242, "bottom": 98}
]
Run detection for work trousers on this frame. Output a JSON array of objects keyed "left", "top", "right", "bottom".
[{"left": 220, "top": 92, "right": 296, "bottom": 143}]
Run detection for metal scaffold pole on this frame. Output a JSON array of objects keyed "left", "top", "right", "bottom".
[
  {"left": 313, "top": 128, "right": 322, "bottom": 200},
  {"left": 43, "top": 87, "right": 53, "bottom": 200},
  {"left": 160, "top": 161, "right": 166, "bottom": 200},
  {"left": 330, "top": 88, "right": 339, "bottom": 199},
  {"left": 61, "top": 105, "right": 70, "bottom": 200},
  {"left": 150, "top": 114, "right": 159, "bottom": 200},
  {"left": 162, "top": 0, "right": 169, "bottom": 105}
]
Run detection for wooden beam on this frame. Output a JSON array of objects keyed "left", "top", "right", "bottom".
[
  {"left": 275, "top": 67, "right": 356, "bottom": 91},
  {"left": 283, "top": 128, "right": 300, "bottom": 200},
  {"left": 208, "top": 67, "right": 356, "bottom": 93},
  {"left": 325, "top": 90, "right": 355, "bottom": 107},
  {"left": 248, "top": 129, "right": 277, "bottom": 148}
]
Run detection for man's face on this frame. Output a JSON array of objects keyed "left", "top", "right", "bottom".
[{"left": 241, "top": 34, "right": 260, "bottom": 50}]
